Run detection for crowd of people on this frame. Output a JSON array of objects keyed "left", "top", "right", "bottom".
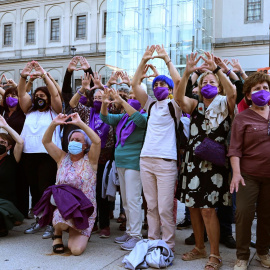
[{"left": 0, "top": 46, "right": 269, "bottom": 270}]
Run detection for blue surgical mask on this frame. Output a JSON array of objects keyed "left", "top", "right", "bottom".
[{"left": 68, "top": 141, "right": 83, "bottom": 155}]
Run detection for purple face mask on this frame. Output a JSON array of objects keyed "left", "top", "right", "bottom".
[
  {"left": 93, "top": 100, "right": 102, "bottom": 111},
  {"left": 251, "top": 90, "right": 270, "bottom": 107},
  {"left": 79, "top": 96, "right": 88, "bottom": 105},
  {"left": 153, "top": 87, "right": 169, "bottom": 101},
  {"left": 127, "top": 99, "right": 141, "bottom": 110},
  {"left": 201, "top": 84, "right": 218, "bottom": 99},
  {"left": 6, "top": 97, "right": 18, "bottom": 108}
]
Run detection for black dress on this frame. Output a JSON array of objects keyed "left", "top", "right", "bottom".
[{"left": 180, "top": 102, "right": 231, "bottom": 208}]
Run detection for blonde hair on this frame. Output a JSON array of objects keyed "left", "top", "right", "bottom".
[{"left": 197, "top": 71, "right": 224, "bottom": 100}]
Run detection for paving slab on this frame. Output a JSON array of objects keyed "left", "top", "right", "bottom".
[{"left": 0, "top": 199, "right": 260, "bottom": 270}]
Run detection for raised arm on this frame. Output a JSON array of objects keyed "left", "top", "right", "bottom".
[
  {"left": 18, "top": 62, "right": 34, "bottom": 113},
  {"left": 100, "top": 88, "right": 111, "bottom": 117},
  {"left": 69, "top": 73, "right": 91, "bottom": 109},
  {"left": 174, "top": 53, "right": 200, "bottom": 114},
  {"left": 230, "top": 59, "right": 248, "bottom": 80},
  {"left": 153, "top": 44, "right": 181, "bottom": 95},
  {"left": 0, "top": 115, "right": 24, "bottom": 162},
  {"left": 131, "top": 45, "right": 156, "bottom": 107},
  {"left": 201, "top": 52, "right": 236, "bottom": 115},
  {"left": 68, "top": 113, "right": 101, "bottom": 169},
  {"left": 214, "top": 57, "right": 239, "bottom": 81},
  {"left": 42, "top": 114, "right": 67, "bottom": 164},
  {"left": 32, "top": 61, "right": 62, "bottom": 113}
]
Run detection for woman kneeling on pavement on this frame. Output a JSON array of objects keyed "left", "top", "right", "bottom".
[
  {"left": 228, "top": 72, "right": 270, "bottom": 270},
  {"left": 39, "top": 112, "right": 101, "bottom": 255}
]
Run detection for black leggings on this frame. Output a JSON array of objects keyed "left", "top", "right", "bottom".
[{"left": 21, "top": 153, "right": 57, "bottom": 208}]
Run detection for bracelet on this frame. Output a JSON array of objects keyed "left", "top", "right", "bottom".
[
  {"left": 20, "top": 74, "right": 27, "bottom": 79},
  {"left": 41, "top": 72, "right": 47, "bottom": 79},
  {"left": 239, "top": 70, "right": 244, "bottom": 76},
  {"left": 166, "top": 59, "right": 171, "bottom": 65},
  {"left": 213, "top": 66, "right": 221, "bottom": 74},
  {"left": 195, "top": 70, "right": 201, "bottom": 76},
  {"left": 226, "top": 69, "right": 231, "bottom": 76},
  {"left": 77, "top": 90, "right": 84, "bottom": 96}
]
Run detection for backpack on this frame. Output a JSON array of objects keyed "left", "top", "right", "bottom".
[{"left": 146, "top": 101, "right": 188, "bottom": 164}]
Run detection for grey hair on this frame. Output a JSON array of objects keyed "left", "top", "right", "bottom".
[
  {"left": 118, "top": 86, "right": 130, "bottom": 94},
  {"left": 68, "top": 129, "right": 92, "bottom": 152}
]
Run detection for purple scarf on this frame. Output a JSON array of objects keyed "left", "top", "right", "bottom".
[
  {"left": 115, "top": 100, "right": 142, "bottom": 147},
  {"left": 89, "top": 104, "right": 110, "bottom": 149}
]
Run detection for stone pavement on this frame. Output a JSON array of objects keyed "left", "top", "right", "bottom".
[{"left": 0, "top": 199, "right": 262, "bottom": 270}]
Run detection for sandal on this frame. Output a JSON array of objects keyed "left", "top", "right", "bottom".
[
  {"left": 182, "top": 246, "right": 207, "bottom": 261},
  {"left": 52, "top": 235, "right": 64, "bottom": 254},
  {"left": 117, "top": 214, "right": 126, "bottom": 223},
  {"left": 204, "top": 254, "right": 222, "bottom": 270}
]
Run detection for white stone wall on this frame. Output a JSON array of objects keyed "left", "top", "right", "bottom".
[
  {"left": 0, "top": 0, "right": 107, "bottom": 87},
  {"left": 213, "top": 0, "right": 270, "bottom": 71}
]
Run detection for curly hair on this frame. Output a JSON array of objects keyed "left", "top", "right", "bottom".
[{"left": 243, "top": 72, "right": 270, "bottom": 106}]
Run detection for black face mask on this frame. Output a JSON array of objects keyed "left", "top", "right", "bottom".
[
  {"left": 34, "top": 97, "right": 47, "bottom": 110},
  {"left": 0, "top": 144, "right": 7, "bottom": 155}
]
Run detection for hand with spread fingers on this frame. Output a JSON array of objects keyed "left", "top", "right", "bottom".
[
  {"left": 152, "top": 44, "right": 169, "bottom": 62},
  {"left": 142, "top": 45, "right": 156, "bottom": 62},
  {"left": 214, "top": 57, "right": 229, "bottom": 73},
  {"left": 67, "top": 56, "right": 81, "bottom": 73},
  {"left": 118, "top": 71, "right": 131, "bottom": 86},
  {"left": 141, "top": 65, "right": 150, "bottom": 81},
  {"left": 200, "top": 52, "right": 218, "bottom": 72},
  {"left": 101, "top": 88, "right": 112, "bottom": 106},
  {"left": 66, "top": 112, "right": 83, "bottom": 126},
  {"left": 6, "top": 78, "right": 17, "bottom": 87},
  {"left": 81, "top": 72, "right": 91, "bottom": 91},
  {"left": 21, "top": 62, "right": 34, "bottom": 78},
  {"left": 109, "top": 88, "right": 123, "bottom": 105},
  {"left": 230, "top": 58, "right": 242, "bottom": 73},
  {"left": 107, "top": 71, "right": 120, "bottom": 87},
  {"left": 52, "top": 113, "right": 70, "bottom": 126},
  {"left": 185, "top": 52, "right": 202, "bottom": 75},
  {"left": 147, "top": 64, "right": 159, "bottom": 78},
  {"left": 79, "top": 57, "right": 90, "bottom": 71},
  {"left": 230, "top": 174, "right": 246, "bottom": 193},
  {"left": 90, "top": 72, "right": 104, "bottom": 91},
  {"left": 32, "top": 61, "right": 46, "bottom": 77}
]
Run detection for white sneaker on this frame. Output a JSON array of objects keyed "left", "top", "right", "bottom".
[
  {"left": 234, "top": 259, "right": 248, "bottom": 270},
  {"left": 256, "top": 253, "right": 270, "bottom": 268}
]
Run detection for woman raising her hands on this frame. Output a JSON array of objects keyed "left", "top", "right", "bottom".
[
  {"left": 41, "top": 112, "right": 101, "bottom": 255},
  {"left": 175, "top": 52, "right": 236, "bottom": 270}
]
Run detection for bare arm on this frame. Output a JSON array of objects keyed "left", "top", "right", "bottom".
[
  {"left": 131, "top": 46, "right": 156, "bottom": 107},
  {"left": 174, "top": 53, "right": 200, "bottom": 114},
  {"left": 100, "top": 88, "right": 111, "bottom": 116},
  {"left": 230, "top": 156, "right": 245, "bottom": 193},
  {"left": 68, "top": 113, "right": 101, "bottom": 170},
  {"left": 32, "top": 61, "right": 62, "bottom": 114},
  {"left": 69, "top": 73, "right": 91, "bottom": 109},
  {"left": 18, "top": 62, "right": 34, "bottom": 113},
  {"left": 0, "top": 115, "right": 24, "bottom": 163},
  {"left": 42, "top": 114, "right": 67, "bottom": 164}
]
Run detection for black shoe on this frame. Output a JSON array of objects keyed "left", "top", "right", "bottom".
[
  {"left": 250, "top": 240, "right": 256, "bottom": 248},
  {"left": 220, "top": 235, "right": 236, "bottom": 249},
  {"left": 176, "top": 218, "right": 191, "bottom": 230},
  {"left": 185, "top": 232, "right": 208, "bottom": 245}
]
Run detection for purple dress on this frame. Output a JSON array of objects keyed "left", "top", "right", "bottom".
[{"left": 52, "top": 153, "right": 97, "bottom": 237}]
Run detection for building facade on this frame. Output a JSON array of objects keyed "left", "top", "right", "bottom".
[
  {"left": 213, "top": 0, "right": 270, "bottom": 72},
  {"left": 0, "top": 0, "right": 107, "bottom": 89}
]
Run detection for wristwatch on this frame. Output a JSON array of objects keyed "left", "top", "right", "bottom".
[{"left": 213, "top": 66, "right": 221, "bottom": 74}]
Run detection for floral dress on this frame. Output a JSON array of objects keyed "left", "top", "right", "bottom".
[
  {"left": 52, "top": 154, "right": 97, "bottom": 237},
  {"left": 180, "top": 102, "right": 231, "bottom": 208}
]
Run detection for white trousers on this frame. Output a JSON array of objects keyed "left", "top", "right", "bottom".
[{"left": 117, "top": 168, "right": 142, "bottom": 238}]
